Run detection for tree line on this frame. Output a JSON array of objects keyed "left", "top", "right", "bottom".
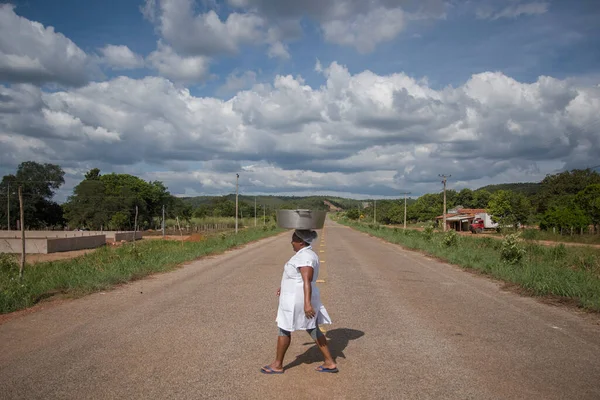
[
  {"left": 346, "top": 169, "right": 600, "bottom": 234},
  {"left": 0, "top": 162, "right": 278, "bottom": 230},
  {"left": 2, "top": 161, "right": 599, "bottom": 233}
]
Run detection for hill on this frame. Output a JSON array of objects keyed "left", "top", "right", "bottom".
[
  {"left": 181, "top": 195, "right": 366, "bottom": 211},
  {"left": 476, "top": 182, "right": 541, "bottom": 196}
]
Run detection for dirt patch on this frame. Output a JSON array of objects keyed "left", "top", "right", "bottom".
[
  {"left": 143, "top": 235, "right": 190, "bottom": 241},
  {"left": 185, "top": 234, "right": 204, "bottom": 242}
]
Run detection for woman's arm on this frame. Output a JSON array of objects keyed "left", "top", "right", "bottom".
[{"left": 299, "top": 266, "right": 315, "bottom": 319}]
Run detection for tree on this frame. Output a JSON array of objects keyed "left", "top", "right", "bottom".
[
  {"left": 472, "top": 190, "right": 492, "bottom": 209},
  {"left": 64, "top": 179, "right": 109, "bottom": 229},
  {"left": 170, "top": 197, "right": 192, "bottom": 222},
  {"left": 374, "top": 200, "right": 404, "bottom": 225},
  {"left": 85, "top": 168, "right": 101, "bottom": 180},
  {"left": 575, "top": 184, "right": 600, "bottom": 231},
  {"left": 408, "top": 191, "right": 458, "bottom": 222},
  {"left": 110, "top": 212, "right": 130, "bottom": 230},
  {"left": 488, "top": 190, "right": 532, "bottom": 229},
  {"left": 64, "top": 170, "right": 171, "bottom": 230},
  {"left": 0, "top": 161, "right": 65, "bottom": 229},
  {"left": 210, "top": 198, "right": 236, "bottom": 217},
  {"left": 540, "top": 207, "right": 590, "bottom": 234},
  {"left": 534, "top": 169, "right": 600, "bottom": 214},
  {"left": 457, "top": 189, "right": 474, "bottom": 208}
]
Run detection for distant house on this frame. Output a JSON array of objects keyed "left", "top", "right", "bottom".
[{"left": 435, "top": 207, "right": 488, "bottom": 232}]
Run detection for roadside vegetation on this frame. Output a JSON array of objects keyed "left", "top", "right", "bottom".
[
  {"left": 336, "top": 217, "right": 600, "bottom": 312},
  {"left": 0, "top": 225, "right": 282, "bottom": 314}
]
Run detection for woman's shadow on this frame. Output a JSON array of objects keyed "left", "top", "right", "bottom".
[{"left": 283, "top": 328, "right": 365, "bottom": 371}]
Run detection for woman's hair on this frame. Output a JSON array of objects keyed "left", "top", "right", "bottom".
[{"left": 293, "top": 229, "right": 318, "bottom": 245}]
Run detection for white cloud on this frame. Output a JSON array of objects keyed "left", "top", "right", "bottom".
[
  {"left": 99, "top": 45, "right": 145, "bottom": 69},
  {"left": 267, "top": 41, "right": 291, "bottom": 60},
  {"left": 476, "top": 1, "right": 549, "bottom": 20},
  {"left": 142, "top": 0, "right": 441, "bottom": 60},
  {"left": 218, "top": 70, "right": 258, "bottom": 96},
  {"left": 0, "top": 4, "right": 91, "bottom": 86},
  {"left": 147, "top": 42, "right": 211, "bottom": 82},
  {"left": 2, "top": 62, "right": 599, "bottom": 196},
  {"left": 147, "top": 0, "right": 264, "bottom": 56},
  {"left": 321, "top": 7, "right": 405, "bottom": 53},
  {"left": 140, "top": 0, "right": 158, "bottom": 22}
]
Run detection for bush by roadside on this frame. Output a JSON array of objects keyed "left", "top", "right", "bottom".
[
  {"left": 0, "top": 226, "right": 282, "bottom": 314},
  {"left": 337, "top": 218, "right": 600, "bottom": 312}
]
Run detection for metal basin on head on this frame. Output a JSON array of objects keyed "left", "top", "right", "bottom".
[{"left": 276, "top": 210, "right": 327, "bottom": 230}]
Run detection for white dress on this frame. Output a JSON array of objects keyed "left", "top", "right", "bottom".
[{"left": 276, "top": 246, "right": 332, "bottom": 331}]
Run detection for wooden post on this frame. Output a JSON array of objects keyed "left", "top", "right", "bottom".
[
  {"left": 6, "top": 181, "right": 9, "bottom": 231},
  {"left": 162, "top": 205, "right": 165, "bottom": 238},
  {"left": 19, "top": 186, "right": 25, "bottom": 280},
  {"left": 133, "top": 205, "right": 138, "bottom": 246},
  {"left": 176, "top": 216, "right": 183, "bottom": 247}
]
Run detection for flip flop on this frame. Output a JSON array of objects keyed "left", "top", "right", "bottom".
[
  {"left": 316, "top": 365, "right": 339, "bottom": 373},
  {"left": 260, "top": 366, "right": 284, "bottom": 375}
]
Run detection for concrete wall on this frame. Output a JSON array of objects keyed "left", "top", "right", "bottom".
[
  {"left": 47, "top": 235, "right": 106, "bottom": 253},
  {"left": 113, "top": 231, "right": 142, "bottom": 241},
  {"left": 0, "top": 235, "right": 106, "bottom": 254},
  {"left": 0, "top": 231, "right": 86, "bottom": 239},
  {"left": 0, "top": 238, "right": 48, "bottom": 254},
  {"left": 0, "top": 230, "right": 141, "bottom": 241}
]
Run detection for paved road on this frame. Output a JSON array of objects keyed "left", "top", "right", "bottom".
[{"left": 1, "top": 220, "right": 600, "bottom": 399}]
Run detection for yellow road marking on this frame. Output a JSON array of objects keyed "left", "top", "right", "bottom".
[
  {"left": 320, "top": 250, "right": 325, "bottom": 253},
  {"left": 320, "top": 260, "right": 326, "bottom": 263},
  {"left": 316, "top": 279, "right": 325, "bottom": 283}
]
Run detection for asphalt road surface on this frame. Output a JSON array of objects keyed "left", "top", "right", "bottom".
[{"left": 1, "top": 220, "right": 600, "bottom": 399}]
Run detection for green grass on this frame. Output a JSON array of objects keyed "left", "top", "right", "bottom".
[
  {"left": 337, "top": 218, "right": 600, "bottom": 312},
  {"left": 518, "top": 228, "right": 600, "bottom": 245},
  {"left": 0, "top": 226, "right": 283, "bottom": 314},
  {"left": 155, "top": 217, "right": 271, "bottom": 232}
]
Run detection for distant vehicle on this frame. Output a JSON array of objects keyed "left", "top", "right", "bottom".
[{"left": 469, "top": 213, "right": 498, "bottom": 233}]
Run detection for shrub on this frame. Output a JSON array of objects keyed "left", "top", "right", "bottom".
[
  {"left": 500, "top": 233, "right": 526, "bottom": 265},
  {"left": 0, "top": 253, "right": 19, "bottom": 274},
  {"left": 550, "top": 244, "right": 567, "bottom": 261},
  {"left": 423, "top": 224, "right": 435, "bottom": 241},
  {"left": 521, "top": 229, "right": 539, "bottom": 240},
  {"left": 346, "top": 209, "right": 360, "bottom": 220},
  {"left": 442, "top": 230, "right": 459, "bottom": 247},
  {"left": 479, "top": 237, "right": 499, "bottom": 250},
  {"left": 574, "top": 254, "right": 600, "bottom": 274}
]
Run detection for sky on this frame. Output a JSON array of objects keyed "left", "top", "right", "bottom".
[{"left": 1, "top": 0, "right": 600, "bottom": 201}]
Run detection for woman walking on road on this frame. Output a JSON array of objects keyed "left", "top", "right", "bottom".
[{"left": 261, "top": 229, "right": 338, "bottom": 374}]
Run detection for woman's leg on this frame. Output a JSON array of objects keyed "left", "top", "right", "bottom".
[
  {"left": 307, "top": 325, "right": 336, "bottom": 369},
  {"left": 264, "top": 328, "right": 291, "bottom": 372}
]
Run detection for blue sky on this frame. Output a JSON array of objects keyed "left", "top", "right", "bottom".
[
  {"left": 11, "top": 0, "right": 600, "bottom": 93},
  {"left": 1, "top": 0, "right": 600, "bottom": 200}
]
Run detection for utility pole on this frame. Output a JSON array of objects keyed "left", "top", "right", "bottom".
[
  {"left": 254, "top": 197, "right": 257, "bottom": 227},
  {"left": 235, "top": 174, "right": 239, "bottom": 234},
  {"left": 439, "top": 175, "right": 451, "bottom": 232},
  {"left": 374, "top": 199, "right": 376, "bottom": 223},
  {"left": 401, "top": 192, "right": 411, "bottom": 230},
  {"left": 19, "top": 186, "right": 25, "bottom": 279},
  {"left": 133, "top": 205, "right": 138, "bottom": 245},
  {"left": 162, "top": 205, "right": 165, "bottom": 238},
  {"left": 6, "top": 181, "right": 9, "bottom": 231}
]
